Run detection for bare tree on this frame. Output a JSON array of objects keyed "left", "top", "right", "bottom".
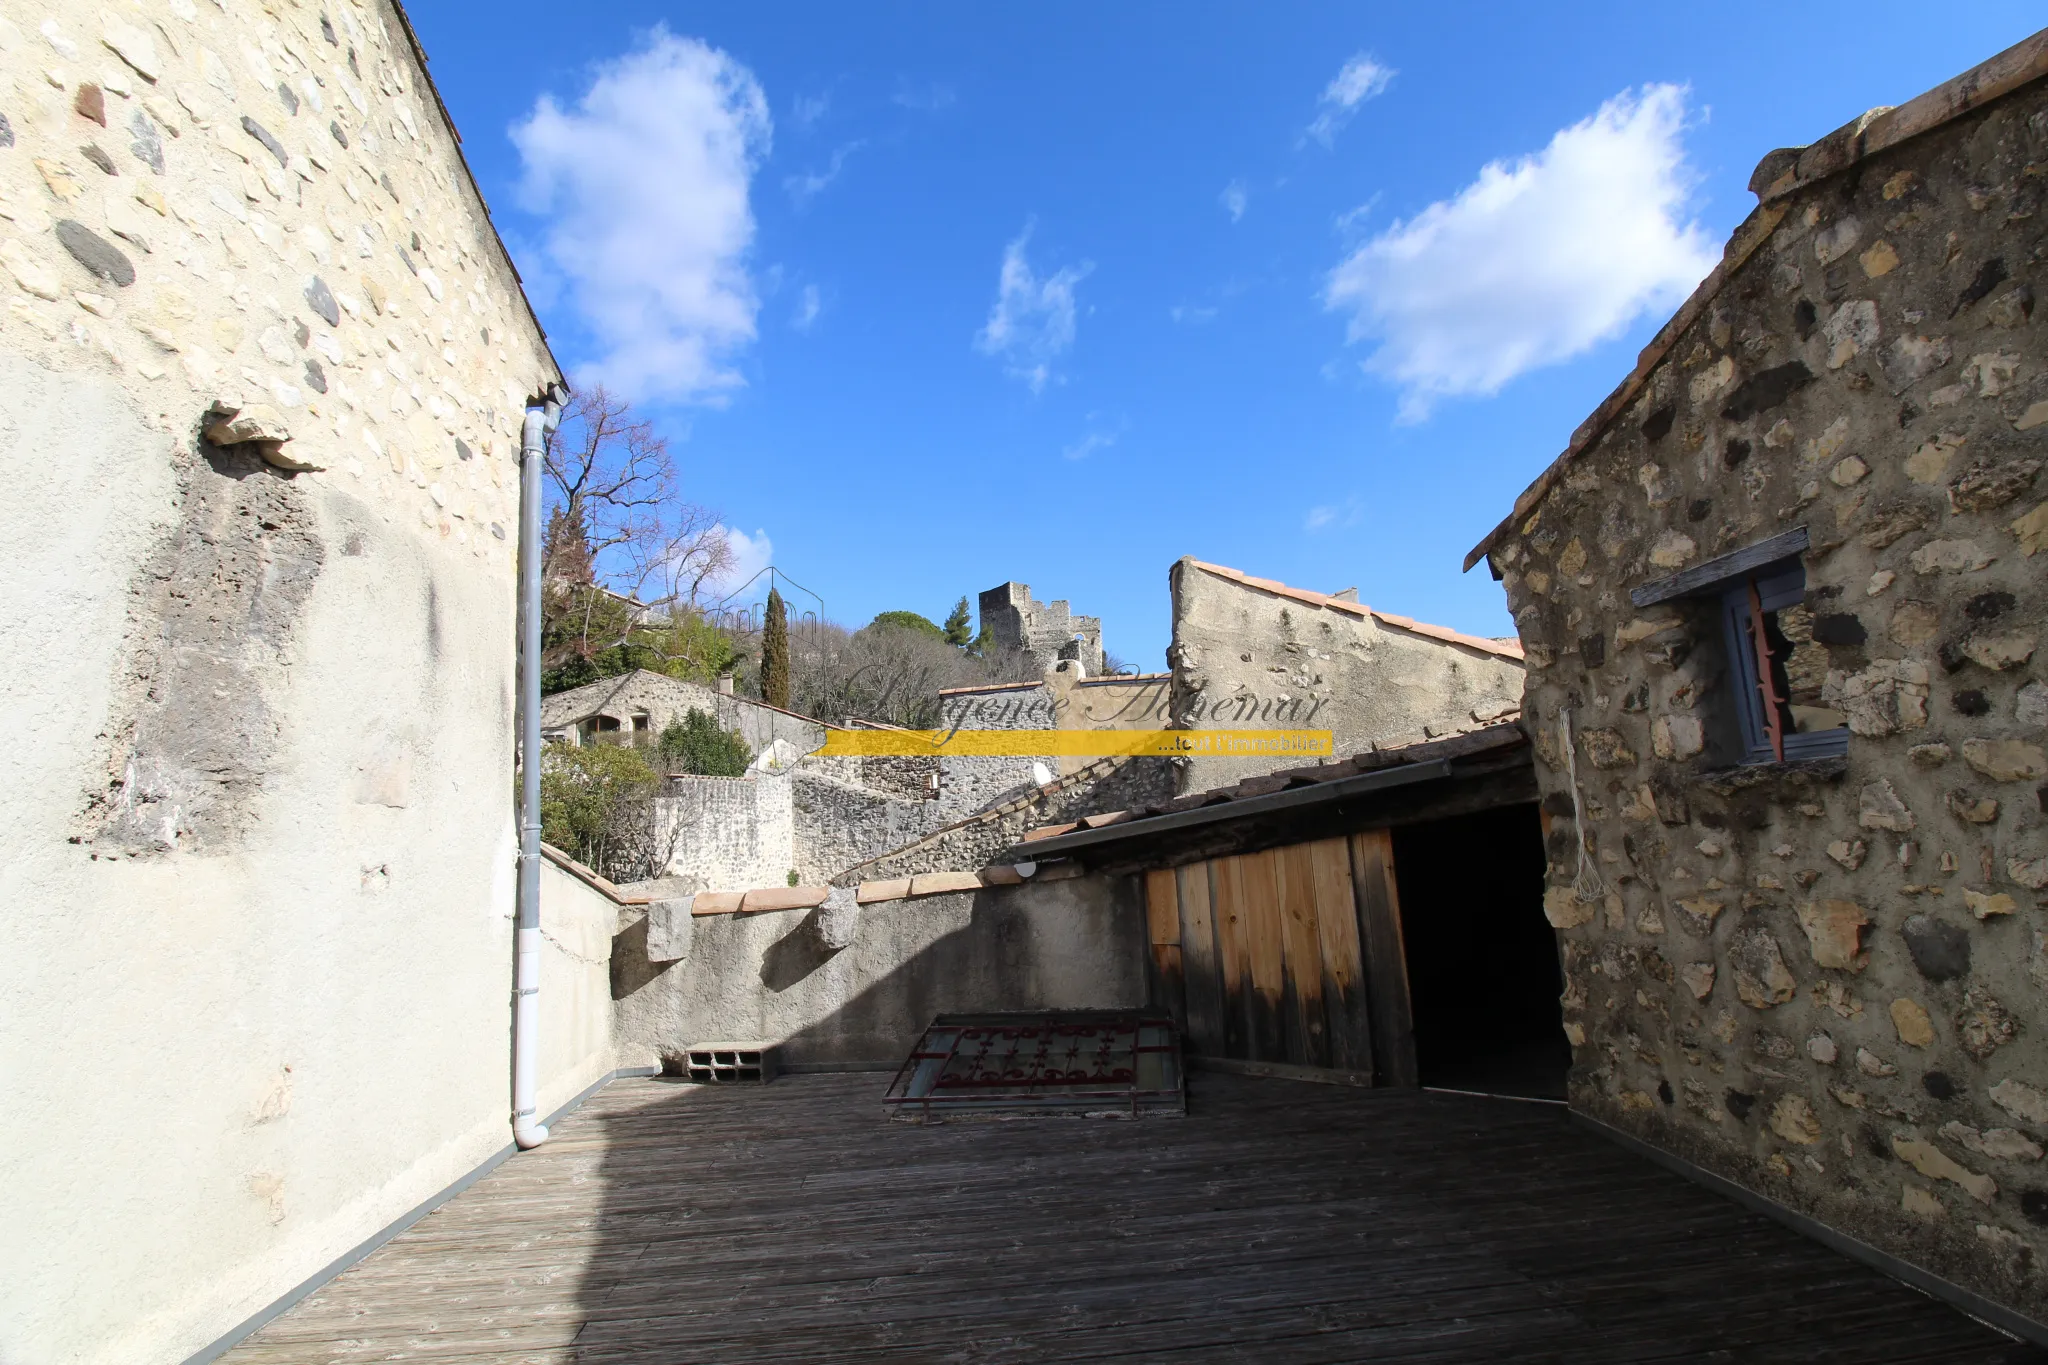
[
  {"left": 541, "top": 385, "right": 733, "bottom": 674},
  {"left": 789, "top": 618, "right": 1040, "bottom": 728}
]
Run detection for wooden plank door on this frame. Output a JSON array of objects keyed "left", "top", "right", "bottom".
[
  {"left": 1135, "top": 832, "right": 1410, "bottom": 1085},
  {"left": 1143, "top": 868, "right": 1185, "bottom": 1034},
  {"left": 1351, "top": 829, "right": 1418, "bottom": 1087},
  {"left": 1176, "top": 862, "right": 1227, "bottom": 1054},
  {"left": 1236, "top": 850, "right": 1288, "bottom": 1063},
  {"left": 1275, "top": 843, "right": 1329, "bottom": 1067},
  {"left": 1308, "top": 837, "right": 1373, "bottom": 1073}
]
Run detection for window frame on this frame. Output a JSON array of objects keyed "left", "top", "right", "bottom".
[{"left": 1629, "top": 526, "right": 1846, "bottom": 768}]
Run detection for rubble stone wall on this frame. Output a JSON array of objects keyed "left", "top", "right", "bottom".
[
  {"left": 658, "top": 774, "right": 795, "bottom": 893},
  {"left": 1491, "top": 78, "right": 2048, "bottom": 1322}
]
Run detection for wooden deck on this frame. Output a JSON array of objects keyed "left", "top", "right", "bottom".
[{"left": 228, "top": 1072, "right": 2041, "bottom": 1364}]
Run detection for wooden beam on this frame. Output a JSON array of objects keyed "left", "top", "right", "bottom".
[
  {"left": 1629, "top": 526, "right": 1808, "bottom": 607},
  {"left": 1351, "top": 829, "right": 1417, "bottom": 1088}
]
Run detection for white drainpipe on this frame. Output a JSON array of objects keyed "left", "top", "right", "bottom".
[{"left": 513, "top": 386, "right": 563, "bottom": 1149}]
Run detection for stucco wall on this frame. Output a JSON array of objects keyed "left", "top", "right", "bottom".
[
  {"left": 0, "top": 1, "right": 576, "bottom": 1361},
  {"left": 1168, "top": 558, "right": 1526, "bottom": 793},
  {"left": 1491, "top": 73, "right": 2048, "bottom": 1325},
  {"left": 612, "top": 876, "right": 1150, "bottom": 1070}
]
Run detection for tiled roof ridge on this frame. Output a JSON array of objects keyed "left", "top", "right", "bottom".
[
  {"left": 1185, "top": 559, "right": 1525, "bottom": 662},
  {"left": 1463, "top": 24, "right": 2048, "bottom": 573}
]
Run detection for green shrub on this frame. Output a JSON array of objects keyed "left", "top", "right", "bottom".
[
  {"left": 657, "top": 709, "right": 752, "bottom": 777},
  {"left": 538, "top": 742, "right": 671, "bottom": 882}
]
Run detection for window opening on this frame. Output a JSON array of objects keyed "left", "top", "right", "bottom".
[{"left": 1716, "top": 558, "right": 1846, "bottom": 765}]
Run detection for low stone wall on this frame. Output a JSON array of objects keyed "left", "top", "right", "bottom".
[
  {"left": 790, "top": 762, "right": 938, "bottom": 884},
  {"left": 611, "top": 873, "right": 1150, "bottom": 1070},
  {"left": 841, "top": 755, "right": 1175, "bottom": 884}
]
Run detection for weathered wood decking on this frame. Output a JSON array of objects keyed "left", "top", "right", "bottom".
[{"left": 228, "top": 1072, "right": 2038, "bottom": 1363}]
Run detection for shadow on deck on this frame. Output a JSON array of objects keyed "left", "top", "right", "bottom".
[{"left": 228, "top": 1072, "right": 2042, "bottom": 1363}]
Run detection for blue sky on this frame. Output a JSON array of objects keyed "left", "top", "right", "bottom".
[{"left": 415, "top": 2, "right": 2040, "bottom": 669}]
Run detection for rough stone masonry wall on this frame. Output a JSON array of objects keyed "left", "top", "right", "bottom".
[
  {"left": 658, "top": 773, "right": 795, "bottom": 893},
  {"left": 838, "top": 754, "right": 1177, "bottom": 885},
  {"left": 1492, "top": 80, "right": 2048, "bottom": 1322},
  {"left": 0, "top": 4, "right": 567, "bottom": 1363},
  {"left": 791, "top": 757, "right": 942, "bottom": 884},
  {"left": 1, "top": 0, "right": 551, "bottom": 556}
]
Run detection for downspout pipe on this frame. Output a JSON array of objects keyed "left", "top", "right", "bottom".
[{"left": 513, "top": 385, "right": 564, "bottom": 1150}]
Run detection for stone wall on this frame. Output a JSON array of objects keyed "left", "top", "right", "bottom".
[
  {"left": 840, "top": 754, "right": 1177, "bottom": 884},
  {"left": 658, "top": 774, "right": 794, "bottom": 892},
  {"left": 979, "top": 579, "right": 1104, "bottom": 675},
  {"left": 1168, "top": 557, "right": 1526, "bottom": 794},
  {"left": 790, "top": 758, "right": 939, "bottom": 884},
  {"left": 0, "top": 2, "right": 567, "bottom": 1360},
  {"left": 611, "top": 874, "right": 1150, "bottom": 1070},
  {"left": 1487, "top": 68, "right": 2048, "bottom": 1324}
]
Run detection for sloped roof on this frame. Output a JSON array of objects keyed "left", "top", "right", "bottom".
[
  {"left": 1463, "top": 25, "right": 2048, "bottom": 573},
  {"left": 1185, "top": 560, "right": 1524, "bottom": 661},
  {"left": 538, "top": 669, "right": 827, "bottom": 729},
  {"left": 1011, "top": 719, "right": 1530, "bottom": 859}
]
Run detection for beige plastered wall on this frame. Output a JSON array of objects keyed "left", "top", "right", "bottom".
[
  {"left": 1167, "top": 559, "right": 1526, "bottom": 793},
  {"left": 0, "top": 2, "right": 613, "bottom": 1362}
]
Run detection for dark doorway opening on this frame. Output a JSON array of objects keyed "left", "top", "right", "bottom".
[{"left": 1392, "top": 803, "right": 1567, "bottom": 1101}]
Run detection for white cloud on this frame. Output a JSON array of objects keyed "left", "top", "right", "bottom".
[
  {"left": 791, "top": 284, "right": 821, "bottom": 332},
  {"left": 709, "top": 525, "right": 775, "bottom": 601},
  {"left": 511, "top": 29, "right": 770, "bottom": 404},
  {"left": 975, "top": 222, "right": 1092, "bottom": 393},
  {"left": 785, "top": 140, "right": 863, "bottom": 207},
  {"left": 1169, "top": 304, "right": 1217, "bottom": 326},
  {"left": 1305, "top": 53, "right": 1393, "bottom": 146},
  {"left": 1323, "top": 83, "right": 1717, "bottom": 421},
  {"left": 1220, "top": 180, "right": 1247, "bottom": 222}
]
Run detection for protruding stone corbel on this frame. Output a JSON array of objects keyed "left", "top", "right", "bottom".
[{"left": 203, "top": 400, "right": 322, "bottom": 472}]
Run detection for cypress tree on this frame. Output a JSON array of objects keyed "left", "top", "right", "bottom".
[
  {"left": 942, "top": 595, "right": 973, "bottom": 647},
  {"left": 761, "top": 586, "right": 790, "bottom": 709}
]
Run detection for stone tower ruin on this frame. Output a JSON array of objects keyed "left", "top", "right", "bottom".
[{"left": 978, "top": 582, "right": 1105, "bottom": 676}]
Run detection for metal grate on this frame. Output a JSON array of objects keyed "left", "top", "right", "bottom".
[
  {"left": 884, "top": 1011, "right": 1183, "bottom": 1121},
  {"left": 682, "top": 1042, "right": 777, "bottom": 1084}
]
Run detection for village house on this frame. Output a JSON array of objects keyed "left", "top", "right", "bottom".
[
  {"left": 1469, "top": 27, "right": 2048, "bottom": 1333},
  {"left": 539, "top": 667, "right": 823, "bottom": 756},
  {"left": 14, "top": 6, "right": 2048, "bottom": 1362}
]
